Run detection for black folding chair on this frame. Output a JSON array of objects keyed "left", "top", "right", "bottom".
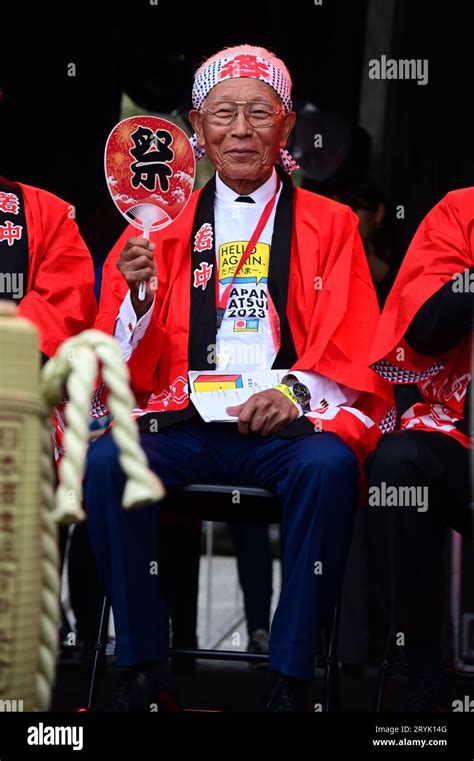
[{"left": 86, "top": 484, "right": 343, "bottom": 712}]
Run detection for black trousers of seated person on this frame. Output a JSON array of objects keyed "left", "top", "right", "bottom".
[
  {"left": 158, "top": 509, "right": 201, "bottom": 650},
  {"left": 365, "top": 429, "right": 472, "bottom": 679},
  {"left": 229, "top": 522, "right": 273, "bottom": 637},
  {"left": 68, "top": 524, "right": 106, "bottom": 646},
  {"left": 61, "top": 516, "right": 201, "bottom": 655},
  {"left": 159, "top": 513, "right": 273, "bottom": 647}
]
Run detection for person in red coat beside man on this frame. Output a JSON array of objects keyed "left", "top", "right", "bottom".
[
  {"left": 0, "top": 177, "right": 96, "bottom": 358},
  {"left": 368, "top": 188, "right": 473, "bottom": 711},
  {"left": 0, "top": 174, "right": 98, "bottom": 657}
]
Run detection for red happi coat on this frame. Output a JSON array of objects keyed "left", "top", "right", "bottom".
[
  {"left": 16, "top": 182, "right": 97, "bottom": 357},
  {"left": 370, "top": 188, "right": 473, "bottom": 448},
  {"left": 94, "top": 184, "right": 394, "bottom": 474},
  {"left": 6, "top": 181, "right": 97, "bottom": 462}
]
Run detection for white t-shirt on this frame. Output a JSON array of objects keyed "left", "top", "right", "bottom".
[{"left": 213, "top": 168, "right": 281, "bottom": 371}]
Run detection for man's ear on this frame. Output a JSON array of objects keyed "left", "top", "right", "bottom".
[
  {"left": 280, "top": 110, "right": 296, "bottom": 148},
  {"left": 189, "top": 110, "right": 206, "bottom": 147}
]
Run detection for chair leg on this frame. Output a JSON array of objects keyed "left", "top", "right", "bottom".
[
  {"left": 374, "top": 512, "right": 399, "bottom": 712},
  {"left": 86, "top": 595, "right": 111, "bottom": 710},
  {"left": 324, "top": 596, "right": 342, "bottom": 712},
  {"left": 374, "top": 625, "right": 394, "bottom": 712}
]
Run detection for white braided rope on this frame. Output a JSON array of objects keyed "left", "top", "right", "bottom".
[
  {"left": 51, "top": 345, "right": 98, "bottom": 523},
  {"left": 40, "top": 330, "right": 165, "bottom": 525},
  {"left": 91, "top": 337, "right": 166, "bottom": 509},
  {"left": 36, "top": 421, "right": 60, "bottom": 711}
]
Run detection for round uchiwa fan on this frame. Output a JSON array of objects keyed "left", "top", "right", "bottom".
[
  {"left": 105, "top": 115, "right": 195, "bottom": 231},
  {"left": 105, "top": 115, "right": 195, "bottom": 299}
]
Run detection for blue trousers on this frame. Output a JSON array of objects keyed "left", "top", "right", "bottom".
[{"left": 84, "top": 417, "right": 359, "bottom": 680}]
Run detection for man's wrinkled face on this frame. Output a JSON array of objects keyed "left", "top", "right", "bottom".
[{"left": 189, "top": 78, "right": 295, "bottom": 183}]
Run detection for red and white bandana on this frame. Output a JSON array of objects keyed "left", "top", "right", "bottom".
[{"left": 191, "top": 53, "right": 299, "bottom": 174}]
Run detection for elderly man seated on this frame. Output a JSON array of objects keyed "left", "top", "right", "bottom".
[{"left": 85, "top": 44, "right": 393, "bottom": 712}]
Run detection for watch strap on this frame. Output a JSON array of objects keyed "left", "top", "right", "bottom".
[{"left": 274, "top": 383, "right": 300, "bottom": 408}]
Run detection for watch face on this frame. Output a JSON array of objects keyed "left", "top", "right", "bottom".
[{"left": 292, "top": 383, "right": 310, "bottom": 402}]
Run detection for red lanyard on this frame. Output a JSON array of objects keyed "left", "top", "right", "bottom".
[{"left": 215, "top": 175, "right": 281, "bottom": 329}]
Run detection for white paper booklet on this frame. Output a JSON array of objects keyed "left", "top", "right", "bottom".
[{"left": 188, "top": 370, "right": 286, "bottom": 422}]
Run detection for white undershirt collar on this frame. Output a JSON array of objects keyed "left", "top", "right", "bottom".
[{"left": 215, "top": 167, "right": 277, "bottom": 205}]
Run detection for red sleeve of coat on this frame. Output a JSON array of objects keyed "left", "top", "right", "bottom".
[
  {"left": 16, "top": 182, "right": 97, "bottom": 357},
  {"left": 94, "top": 190, "right": 202, "bottom": 393},
  {"left": 370, "top": 188, "right": 474, "bottom": 371},
  {"left": 93, "top": 221, "right": 169, "bottom": 393},
  {"left": 94, "top": 223, "right": 133, "bottom": 334}
]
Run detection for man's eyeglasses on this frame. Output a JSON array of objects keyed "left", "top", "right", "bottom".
[{"left": 201, "top": 101, "right": 284, "bottom": 128}]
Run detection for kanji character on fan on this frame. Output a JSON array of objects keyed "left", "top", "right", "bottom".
[{"left": 129, "top": 126, "right": 174, "bottom": 192}]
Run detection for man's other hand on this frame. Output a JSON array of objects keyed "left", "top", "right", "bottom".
[{"left": 226, "top": 388, "right": 299, "bottom": 436}]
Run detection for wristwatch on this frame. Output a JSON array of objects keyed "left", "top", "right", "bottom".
[{"left": 281, "top": 374, "right": 311, "bottom": 411}]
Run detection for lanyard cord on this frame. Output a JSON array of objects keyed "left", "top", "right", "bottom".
[{"left": 215, "top": 175, "right": 281, "bottom": 329}]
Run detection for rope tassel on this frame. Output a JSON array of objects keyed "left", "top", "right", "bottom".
[{"left": 41, "top": 329, "right": 166, "bottom": 524}]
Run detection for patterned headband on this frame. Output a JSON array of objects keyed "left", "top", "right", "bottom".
[{"left": 191, "top": 53, "right": 299, "bottom": 174}]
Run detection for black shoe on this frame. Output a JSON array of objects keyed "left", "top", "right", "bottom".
[
  {"left": 402, "top": 676, "right": 449, "bottom": 713},
  {"left": 247, "top": 629, "right": 269, "bottom": 670},
  {"left": 248, "top": 629, "right": 269, "bottom": 655},
  {"left": 109, "top": 661, "right": 182, "bottom": 712},
  {"left": 266, "top": 673, "right": 310, "bottom": 712}
]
